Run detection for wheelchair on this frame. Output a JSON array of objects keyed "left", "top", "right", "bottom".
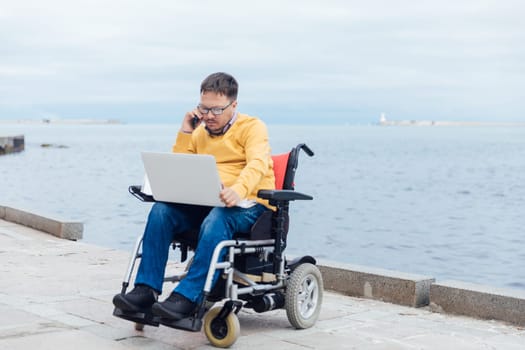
[{"left": 113, "top": 143, "right": 323, "bottom": 348}]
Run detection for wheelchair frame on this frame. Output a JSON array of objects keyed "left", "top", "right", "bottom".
[{"left": 114, "top": 143, "right": 323, "bottom": 348}]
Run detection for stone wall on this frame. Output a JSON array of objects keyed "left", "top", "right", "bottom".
[
  {"left": 0, "top": 206, "right": 83, "bottom": 240},
  {"left": 0, "top": 135, "right": 25, "bottom": 155}
]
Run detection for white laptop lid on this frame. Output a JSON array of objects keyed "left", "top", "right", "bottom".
[{"left": 141, "top": 152, "right": 224, "bottom": 207}]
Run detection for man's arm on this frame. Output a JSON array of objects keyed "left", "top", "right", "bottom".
[
  {"left": 229, "top": 119, "right": 272, "bottom": 200},
  {"left": 172, "top": 110, "right": 202, "bottom": 153}
]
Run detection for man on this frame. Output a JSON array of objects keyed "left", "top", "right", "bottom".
[{"left": 113, "top": 72, "right": 275, "bottom": 321}]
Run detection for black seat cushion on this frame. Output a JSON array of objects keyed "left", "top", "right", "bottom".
[
  {"left": 241, "top": 210, "right": 273, "bottom": 240},
  {"left": 175, "top": 210, "right": 281, "bottom": 248}
]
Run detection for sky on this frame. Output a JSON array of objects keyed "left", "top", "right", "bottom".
[{"left": 1, "top": 0, "right": 524, "bottom": 124}]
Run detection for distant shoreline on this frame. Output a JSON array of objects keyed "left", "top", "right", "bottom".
[
  {"left": 0, "top": 119, "right": 121, "bottom": 125},
  {"left": 1, "top": 118, "right": 524, "bottom": 127},
  {"left": 378, "top": 120, "right": 525, "bottom": 127}
]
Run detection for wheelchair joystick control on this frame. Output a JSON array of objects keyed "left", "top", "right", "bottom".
[{"left": 252, "top": 292, "right": 285, "bottom": 313}]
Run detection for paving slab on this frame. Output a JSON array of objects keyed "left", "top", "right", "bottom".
[{"left": 1, "top": 218, "right": 524, "bottom": 349}]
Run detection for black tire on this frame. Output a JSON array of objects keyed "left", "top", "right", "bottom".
[{"left": 285, "top": 263, "right": 323, "bottom": 329}]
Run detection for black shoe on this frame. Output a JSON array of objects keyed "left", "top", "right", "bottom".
[
  {"left": 152, "top": 292, "right": 196, "bottom": 320},
  {"left": 113, "top": 285, "right": 158, "bottom": 312}
]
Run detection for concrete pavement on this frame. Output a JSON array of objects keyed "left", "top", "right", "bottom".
[{"left": 1, "top": 218, "right": 524, "bottom": 349}]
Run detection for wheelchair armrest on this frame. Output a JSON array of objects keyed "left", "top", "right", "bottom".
[
  {"left": 257, "top": 189, "right": 313, "bottom": 201},
  {"left": 128, "top": 185, "right": 155, "bottom": 202}
]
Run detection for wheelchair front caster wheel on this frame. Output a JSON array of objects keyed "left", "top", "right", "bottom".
[
  {"left": 134, "top": 322, "right": 144, "bottom": 331},
  {"left": 285, "top": 263, "right": 323, "bottom": 329},
  {"left": 204, "top": 306, "right": 240, "bottom": 348}
]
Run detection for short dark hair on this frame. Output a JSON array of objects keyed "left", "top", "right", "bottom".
[{"left": 200, "top": 72, "right": 238, "bottom": 100}]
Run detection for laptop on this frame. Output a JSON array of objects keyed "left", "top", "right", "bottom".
[{"left": 141, "top": 152, "right": 225, "bottom": 207}]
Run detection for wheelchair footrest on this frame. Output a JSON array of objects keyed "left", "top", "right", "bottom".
[
  {"left": 113, "top": 307, "right": 160, "bottom": 327},
  {"left": 158, "top": 316, "right": 203, "bottom": 332}
]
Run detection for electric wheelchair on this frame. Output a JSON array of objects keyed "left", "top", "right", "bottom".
[{"left": 113, "top": 143, "right": 323, "bottom": 348}]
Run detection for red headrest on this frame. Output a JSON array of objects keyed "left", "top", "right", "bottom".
[{"left": 272, "top": 153, "right": 290, "bottom": 190}]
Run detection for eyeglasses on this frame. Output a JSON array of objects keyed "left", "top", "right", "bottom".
[{"left": 197, "top": 101, "right": 234, "bottom": 116}]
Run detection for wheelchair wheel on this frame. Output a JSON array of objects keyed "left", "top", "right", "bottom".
[
  {"left": 204, "top": 306, "right": 240, "bottom": 348},
  {"left": 285, "top": 263, "right": 323, "bottom": 329}
]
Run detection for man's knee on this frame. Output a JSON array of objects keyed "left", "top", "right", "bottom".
[
  {"left": 144, "top": 202, "right": 183, "bottom": 239},
  {"left": 149, "top": 202, "right": 171, "bottom": 217},
  {"left": 148, "top": 202, "right": 185, "bottom": 225},
  {"left": 200, "top": 208, "right": 232, "bottom": 241}
]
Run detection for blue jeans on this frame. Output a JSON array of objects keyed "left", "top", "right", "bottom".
[{"left": 135, "top": 202, "right": 268, "bottom": 302}]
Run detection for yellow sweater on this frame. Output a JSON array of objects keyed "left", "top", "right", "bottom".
[{"left": 172, "top": 113, "right": 275, "bottom": 209}]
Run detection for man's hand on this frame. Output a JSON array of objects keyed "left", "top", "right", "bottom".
[
  {"left": 181, "top": 110, "right": 202, "bottom": 133},
  {"left": 220, "top": 187, "right": 241, "bottom": 207}
]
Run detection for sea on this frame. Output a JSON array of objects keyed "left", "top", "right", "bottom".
[{"left": 1, "top": 123, "right": 524, "bottom": 290}]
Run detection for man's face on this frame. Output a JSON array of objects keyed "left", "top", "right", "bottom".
[{"left": 199, "top": 92, "right": 237, "bottom": 134}]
